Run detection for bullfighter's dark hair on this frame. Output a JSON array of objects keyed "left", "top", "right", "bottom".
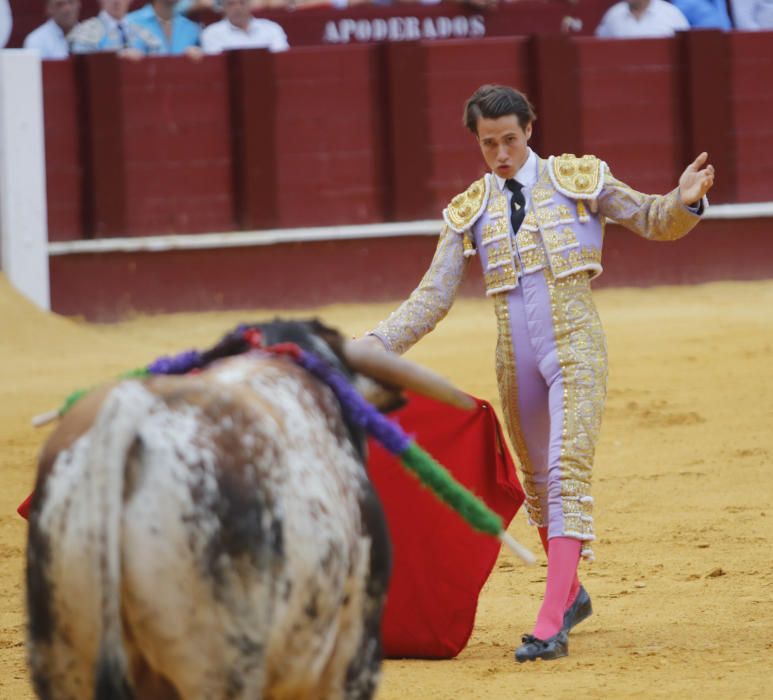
[{"left": 463, "top": 84, "right": 536, "bottom": 135}]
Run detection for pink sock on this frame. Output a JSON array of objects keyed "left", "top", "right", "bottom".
[
  {"left": 532, "top": 536, "right": 582, "bottom": 640},
  {"left": 537, "top": 527, "right": 581, "bottom": 611}
]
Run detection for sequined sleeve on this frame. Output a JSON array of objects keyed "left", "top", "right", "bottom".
[
  {"left": 598, "top": 170, "right": 702, "bottom": 242},
  {"left": 368, "top": 225, "right": 468, "bottom": 355}
]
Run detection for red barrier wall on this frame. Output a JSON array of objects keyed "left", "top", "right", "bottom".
[
  {"left": 730, "top": 32, "right": 773, "bottom": 203},
  {"left": 273, "top": 46, "right": 390, "bottom": 227},
  {"left": 573, "top": 37, "right": 687, "bottom": 195},
  {"left": 38, "top": 32, "right": 773, "bottom": 241},
  {"left": 25, "top": 30, "right": 773, "bottom": 319},
  {"left": 48, "top": 235, "right": 485, "bottom": 319},
  {"left": 229, "top": 50, "right": 279, "bottom": 230},
  {"left": 42, "top": 60, "right": 83, "bottom": 242},
  {"left": 123, "top": 56, "right": 233, "bottom": 236},
  {"left": 49, "top": 217, "right": 773, "bottom": 321},
  {"left": 83, "top": 55, "right": 233, "bottom": 237}
]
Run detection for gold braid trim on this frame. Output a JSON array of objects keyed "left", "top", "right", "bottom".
[
  {"left": 493, "top": 295, "right": 545, "bottom": 527},
  {"left": 543, "top": 271, "right": 608, "bottom": 561}
]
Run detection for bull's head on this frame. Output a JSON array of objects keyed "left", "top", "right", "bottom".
[
  {"left": 33, "top": 318, "right": 473, "bottom": 471},
  {"left": 201, "top": 318, "right": 473, "bottom": 413},
  {"left": 202, "top": 318, "right": 474, "bottom": 459}
]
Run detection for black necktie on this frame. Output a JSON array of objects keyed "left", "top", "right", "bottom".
[
  {"left": 117, "top": 22, "right": 128, "bottom": 48},
  {"left": 505, "top": 178, "right": 526, "bottom": 234}
]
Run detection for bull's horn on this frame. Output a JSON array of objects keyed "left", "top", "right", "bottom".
[
  {"left": 343, "top": 341, "right": 476, "bottom": 411},
  {"left": 31, "top": 409, "right": 60, "bottom": 427}
]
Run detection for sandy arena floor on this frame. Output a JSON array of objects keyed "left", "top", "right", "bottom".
[{"left": 1, "top": 274, "right": 772, "bottom": 699}]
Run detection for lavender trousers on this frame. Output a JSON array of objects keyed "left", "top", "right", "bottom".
[{"left": 494, "top": 270, "right": 608, "bottom": 560}]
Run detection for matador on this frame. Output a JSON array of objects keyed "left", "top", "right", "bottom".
[{"left": 358, "top": 84, "right": 715, "bottom": 662}]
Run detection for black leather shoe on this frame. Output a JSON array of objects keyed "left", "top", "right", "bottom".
[
  {"left": 514, "top": 630, "right": 568, "bottom": 662},
  {"left": 562, "top": 585, "right": 592, "bottom": 633}
]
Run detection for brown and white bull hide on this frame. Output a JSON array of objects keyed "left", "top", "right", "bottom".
[{"left": 26, "top": 353, "right": 391, "bottom": 700}]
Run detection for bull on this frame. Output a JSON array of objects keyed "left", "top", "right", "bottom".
[{"left": 25, "top": 320, "right": 470, "bottom": 700}]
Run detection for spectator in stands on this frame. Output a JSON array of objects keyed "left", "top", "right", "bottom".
[
  {"left": 201, "top": 0, "right": 289, "bottom": 54},
  {"left": 127, "top": 0, "right": 203, "bottom": 57},
  {"left": 0, "top": 0, "right": 11, "bottom": 49},
  {"left": 730, "top": 0, "right": 773, "bottom": 28},
  {"left": 69, "top": 0, "right": 163, "bottom": 56},
  {"left": 671, "top": 0, "right": 732, "bottom": 28},
  {"left": 595, "top": 0, "right": 690, "bottom": 37},
  {"left": 23, "top": 0, "right": 81, "bottom": 60}
]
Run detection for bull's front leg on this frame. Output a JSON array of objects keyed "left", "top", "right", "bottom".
[{"left": 342, "top": 487, "right": 391, "bottom": 700}]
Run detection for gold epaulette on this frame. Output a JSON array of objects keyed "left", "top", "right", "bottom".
[
  {"left": 548, "top": 154, "right": 606, "bottom": 200},
  {"left": 443, "top": 177, "right": 488, "bottom": 233}
]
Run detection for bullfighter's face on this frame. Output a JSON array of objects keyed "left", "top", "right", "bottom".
[{"left": 476, "top": 114, "right": 532, "bottom": 181}]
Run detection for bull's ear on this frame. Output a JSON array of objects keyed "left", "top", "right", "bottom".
[{"left": 352, "top": 375, "right": 406, "bottom": 414}]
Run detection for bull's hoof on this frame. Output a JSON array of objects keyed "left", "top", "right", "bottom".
[{"left": 514, "top": 630, "right": 568, "bottom": 663}]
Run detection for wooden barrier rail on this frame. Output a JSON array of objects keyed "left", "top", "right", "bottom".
[
  {"left": 46, "top": 205, "right": 773, "bottom": 320},
  {"left": 39, "top": 31, "right": 773, "bottom": 244}
]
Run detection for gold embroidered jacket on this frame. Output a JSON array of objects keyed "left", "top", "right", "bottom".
[{"left": 371, "top": 154, "right": 703, "bottom": 354}]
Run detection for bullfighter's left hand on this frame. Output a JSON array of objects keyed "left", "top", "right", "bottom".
[{"left": 679, "top": 152, "right": 715, "bottom": 206}]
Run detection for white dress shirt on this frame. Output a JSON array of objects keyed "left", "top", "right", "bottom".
[
  {"left": 0, "top": 0, "right": 11, "bottom": 49},
  {"left": 201, "top": 17, "right": 289, "bottom": 55},
  {"left": 23, "top": 19, "right": 70, "bottom": 60},
  {"left": 596, "top": 0, "right": 690, "bottom": 38},
  {"left": 730, "top": 0, "right": 773, "bottom": 28},
  {"left": 98, "top": 9, "right": 128, "bottom": 40}
]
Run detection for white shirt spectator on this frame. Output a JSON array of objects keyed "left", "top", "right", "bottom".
[
  {"left": 730, "top": 0, "right": 773, "bottom": 28},
  {"left": 201, "top": 17, "right": 289, "bottom": 54},
  {"left": 23, "top": 18, "right": 70, "bottom": 59},
  {"left": 98, "top": 9, "right": 127, "bottom": 39},
  {"left": 0, "top": 0, "right": 12, "bottom": 48},
  {"left": 596, "top": 0, "right": 690, "bottom": 38}
]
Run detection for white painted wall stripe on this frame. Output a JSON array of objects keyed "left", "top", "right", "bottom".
[
  {"left": 47, "top": 201, "right": 773, "bottom": 257},
  {"left": 48, "top": 220, "right": 443, "bottom": 255}
]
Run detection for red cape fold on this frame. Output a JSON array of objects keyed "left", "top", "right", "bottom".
[{"left": 368, "top": 392, "right": 524, "bottom": 659}]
